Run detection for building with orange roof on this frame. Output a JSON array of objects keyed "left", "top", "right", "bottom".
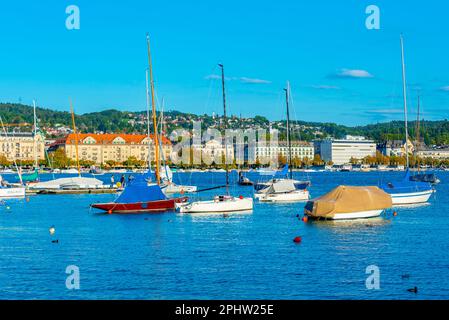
[{"left": 53, "top": 133, "right": 172, "bottom": 166}]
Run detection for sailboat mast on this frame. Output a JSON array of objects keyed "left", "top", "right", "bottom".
[
  {"left": 70, "top": 100, "right": 81, "bottom": 177},
  {"left": 400, "top": 34, "right": 410, "bottom": 169},
  {"left": 33, "top": 100, "right": 38, "bottom": 169},
  {"left": 145, "top": 69, "right": 152, "bottom": 171},
  {"left": 284, "top": 82, "right": 293, "bottom": 179},
  {"left": 218, "top": 64, "right": 229, "bottom": 187},
  {"left": 146, "top": 34, "right": 160, "bottom": 184},
  {"left": 416, "top": 95, "right": 421, "bottom": 172}
]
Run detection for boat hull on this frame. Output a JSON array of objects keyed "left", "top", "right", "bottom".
[
  {"left": 177, "top": 197, "right": 253, "bottom": 213},
  {"left": 307, "top": 209, "right": 384, "bottom": 220},
  {"left": 257, "top": 190, "right": 310, "bottom": 202},
  {"left": 390, "top": 190, "right": 433, "bottom": 205},
  {"left": 0, "top": 187, "right": 26, "bottom": 198},
  {"left": 91, "top": 197, "right": 188, "bottom": 214}
]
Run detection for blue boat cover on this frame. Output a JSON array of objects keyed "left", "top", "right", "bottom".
[
  {"left": 115, "top": 172, "right": 166, "bottom": 204},
  {"left": 380, "top": 170, "right": 432, "bottom": 194}
]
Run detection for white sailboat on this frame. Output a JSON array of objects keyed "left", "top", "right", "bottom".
[
  {"left": 0, "top": 116, "right": 26, "bottom": 198},
  {"left": 255, "top": 82, "right": 310, "bottom": 202},
  {"left": 29, "top": 101, "right": 105, "bottom": 191},
  {"left": 379, "top": 35, "right": 433, "bottom": 205},
  {"left": 176, "top": 64, "right": 253, "bottom": 213}
]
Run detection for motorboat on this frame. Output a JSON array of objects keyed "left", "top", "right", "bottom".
[
  {"left": 305, "top": 186, "right": 392, "bottom": 220},
  {"left": 176, "top": 195, "right": 253, "bottom": 213}
]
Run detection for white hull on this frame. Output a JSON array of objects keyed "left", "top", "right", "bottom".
[
  {"left": 258, "top": 190, "right": 310, "bottom": 202},
  {"left": 29, "top": 177, "right": 104, "bottom": 190},
  {"left": 327, "top": 209, "right": 384, "bottom": 220},
  {"left": 390, "top": 190, "right": 433, "bottom": 205},
  {"left": 177, "top": 197, "right": 253, "bottom": 213},
  {"left": 162, "top": 184, "right": 197, "bottom": 194},
  {"left": 0, "top": 187, "right": 26, "bottom": 198}
]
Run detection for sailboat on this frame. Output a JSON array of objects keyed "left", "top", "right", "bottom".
[
  {"left": 91, "top": 34, "right": 188, "bottom": 213},
  {"left": 379, "top": 35, "right": 434, "bottom": 205},
  {"left": 176, "top": 64, "right": 253, "bottom": 213},
  {"left": 157, "top": 103, "right": 197, "bottom": 193},
  {"left": 254, "top": 83, "right": 310, "bottom": 202},
  {"left": 0, "top": 116, "right": 26, "bottom": 198},
  {"left": 29, "top": 101, "right": 104, "bottom": 191},
  {"left": 20, "top": 100, "right": 40, "bottom": 184},
  {"left": 409, "top": 96, "right": 440, "bottom": 185}
]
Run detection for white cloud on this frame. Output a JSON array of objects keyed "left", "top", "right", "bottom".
[
  {"left": 239, "top": 77, "right": 271, "bottom": 84},
  {"left": 333, "top": 69, "right": 374, "bottom": 79}
]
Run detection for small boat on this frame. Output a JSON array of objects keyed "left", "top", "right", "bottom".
[
  {"left": 305, "top": 186, "right": 392, "bottom": 220},
  {"left": 256, "top": 178, "right": 310, "bottom": 202},
  {"left": 91, "top": 173, "right": 187, "bottom": 213},
  {"left": 176, "top": 64, "right": 253, "bottom": 214},
  {"left": 29, "top": 177, "right": 105, "bottom": 190},
  {"left": 340, "top": 164, "right": 353, "bottom": 172},
  {"left": 176, "top": 195, "right": 253, "bottom": 213},
  {"left": 159, "top": 166, "right": 197, "bottom": 194},
  {"left": 380, "top": 171, "right": 433, "bottom": 205},
  {"left": 0, "top": 175, "right": 25, "bottom": 198},
  {"left": 238, "top": 171, "right": 253, "bottom": 186}
]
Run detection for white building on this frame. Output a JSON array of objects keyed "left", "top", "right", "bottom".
[
  {"left": 255, "top": 141, "right": 314, "bottom": 162},
  {"left": 319, "top": 136, "right": 376, "bottom": 165},
  {"left": 416, "top": 148, "right": 449, "bottom": 160}
]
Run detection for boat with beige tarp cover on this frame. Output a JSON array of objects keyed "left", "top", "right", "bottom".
[{"left": 304, "top": 186, "right": 392, "bottom": 220}]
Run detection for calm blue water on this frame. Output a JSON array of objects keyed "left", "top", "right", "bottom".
[{"left": 0, "top": 171, "right": 448, "bottom": 300}]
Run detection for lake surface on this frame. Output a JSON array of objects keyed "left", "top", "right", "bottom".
[{"left": 0, "top": 170, "right": 448, "bottom": 299}]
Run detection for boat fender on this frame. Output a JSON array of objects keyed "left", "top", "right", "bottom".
[
  {"left": 293, "top": 236, "right": 302, "bottom": 243},
  {"left": 107, "top": 210, "right": 113, "bottom": 214}
]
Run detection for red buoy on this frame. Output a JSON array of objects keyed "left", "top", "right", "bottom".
[
  {"left": 107, "top": 210, "right": 113, "bottom": 214},
  {"left": 239, "top": 195, "right": 243, "bottom": 199},
  {"left": 293, "top": 236, "right": 302, "bottom": 243},
  {"left": 393, "top": 211, "right": 398, "bottom": 217}
]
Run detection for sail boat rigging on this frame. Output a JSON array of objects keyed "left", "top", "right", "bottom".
[
  {"left": 176, "top": 63, "right": 253, "bottom": 213},
  {"left": 254, "top": 82, "right": 310, "bottom": 202},
  {"left": 379, "top": 35, "right": 434, "bottom": 205},
  {"left": 90, "top": 34, "right": 187, "bottom": 214}
]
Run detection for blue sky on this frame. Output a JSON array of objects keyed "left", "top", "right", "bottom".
[{"left": 0, "top": 0, "right": 448, "bottom": 125}]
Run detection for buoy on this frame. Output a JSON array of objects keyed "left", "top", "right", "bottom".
[
  {"left": 49, "top": 226, "right": 56, "bottom": 236},
  {"left": 293, "top": 236, "right": 302, "bottom": 243},
  {"left": 239, "top": 195, "right": 243, "bottom": 199},
  {"left": 302, "top": 216, "right": 309, "bottom": 223},
  {"left": 393, "top": 211, "right": 398, "bottom": 217},
  {"left": 107, "top": 210, "right": 113, "bottom": 214},
  {"left": 51, "top": 239, "right": 59, "bottom": 244},
  {"left": 6, "top": 206, "right": 10, "bottom": 210},
  {"left": 407, "top": 286, "right": 418, "bottom": 293}
]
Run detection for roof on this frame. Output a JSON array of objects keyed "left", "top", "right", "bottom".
[{"left": 64, "top": 133, "right": 171, "bottom": 145}]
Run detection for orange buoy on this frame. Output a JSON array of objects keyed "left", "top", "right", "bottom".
[
  {"left": 393, "top": 211, "right": 398, "bottom": 217},
  {"left": 107, "top": 210, "right": 113, "bottom": 214},
  {"left": 293, "top": 236, "right": 302, "bottom": 243},
  {"left": 302, "top": 216, "right": 309, "bottom": 223}
]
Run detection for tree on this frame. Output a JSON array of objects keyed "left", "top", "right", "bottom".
[
  {"left": 312, "top": 154, "right": 324, "bottom": 166},
  {"left": 0, "top": 155, "right": 10, "bottom": 167},
  {"left": 49, "top": 148, "right": 71, "bottom": 168}
]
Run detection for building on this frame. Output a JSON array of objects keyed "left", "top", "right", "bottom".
[
  {"left": 0, "top": 132, "right": 45, "bottom": 162},
  {"left": 378, "top": 139, "right": 415, "bottom": 157},
  {"left": 255, "top": 141, "right": 314, "bottom": 163},
  {"left": 51, "top": 133, "right": 172, "bottom": 165},
  {"left": 416, "top": 148, "right": 449, "bottom": 160},
  {"left": 318, "top": 136, "right": 376, "bottom": 165},
  {"left": 194, "top": 139, "right": 234, "bottom": 164}
]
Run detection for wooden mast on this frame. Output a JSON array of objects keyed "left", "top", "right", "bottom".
[
  {"left": 146, "top": 34, "right": 160, "bottom": 184},
  {"left": 218, "top": 64, "right": 229, "bottom": 189},
  {"left": 284, "top": 82, "right": 293, "bottom": 179},
  {"left": 70, "top": 100, "right": 81, "bottom": 177}
]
